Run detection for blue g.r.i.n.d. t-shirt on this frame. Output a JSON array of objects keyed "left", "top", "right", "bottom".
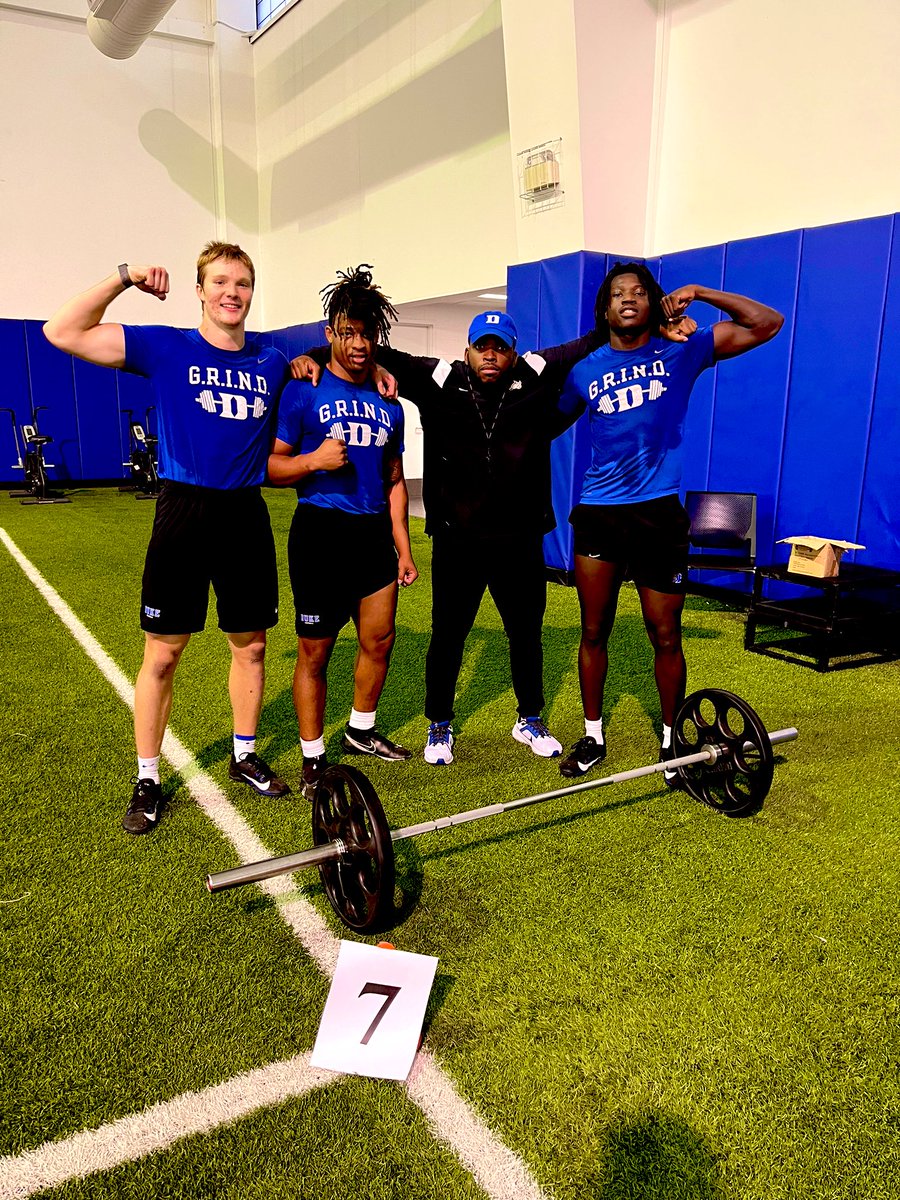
[
  {"left": 560, "top": 326, "right": 716, "bottom": 504},
  {"left": 276, "top": 369, "right": 404, "bottom": 515},
  {"left": 122, "top": 326, "right": 289, "bottom": 490}
]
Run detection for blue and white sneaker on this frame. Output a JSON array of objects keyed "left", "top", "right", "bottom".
[
  {"left": 512, "top": 716, "right": 562, "bottom": 758},
  {"left": 424, "top": 721, "right": 454, "bottom": 765}
]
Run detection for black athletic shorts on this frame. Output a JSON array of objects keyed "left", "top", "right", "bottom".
[
  {"left": 569, "top": 494, "right": 691, "bottom": 594},
  {"left": 140, "top": 481, "right": 278, "bottom": 634},
  {"left": 287, "top": 503, "right": 397, "bottom": 639}
]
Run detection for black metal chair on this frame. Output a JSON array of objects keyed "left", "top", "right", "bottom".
[{"left": 685, "top": 491, "right": 757, "bottom": 593}]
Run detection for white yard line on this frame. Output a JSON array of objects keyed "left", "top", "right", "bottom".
[
  {"left": 0, "top": 1056, "right": 335, "bottom": 1199},
  {"left": 0, "top": 528, "right": 547, "bottom": 1200}
]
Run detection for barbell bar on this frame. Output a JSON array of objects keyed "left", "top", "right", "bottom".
[{"left": 207, "top": 689, "right": 799, "bottom": 933}]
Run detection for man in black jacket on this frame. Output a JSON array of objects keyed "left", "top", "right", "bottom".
[{"left": 374, "top": 311, "right": 601, "bottom": 764}]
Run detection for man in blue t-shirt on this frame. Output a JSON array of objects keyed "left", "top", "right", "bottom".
[
  {"left": 268, "top": 266, "right": 417, "bottom": 799},
  {"left": 43, "top": 242, "right": 296, "bottom": 834},
  {"left": 556, "top": 262, "right": 783, "bottom": 781}
]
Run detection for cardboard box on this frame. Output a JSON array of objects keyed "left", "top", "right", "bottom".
[{"left": 778, "top": 536, "right": 865, "bottom": 578}]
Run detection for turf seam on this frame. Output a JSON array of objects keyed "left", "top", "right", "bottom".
[{"left": 0, "top": 527, "right": 547, "bottom": 1200}]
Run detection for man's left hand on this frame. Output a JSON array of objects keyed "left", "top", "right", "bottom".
[{"left": 661, "top": 284, "right": 700, "bottom": 322}]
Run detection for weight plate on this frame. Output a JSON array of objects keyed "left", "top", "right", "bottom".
[
  {"left": 673, "top": 688, "right": 774, "bottom": 817},
  {"left": 311, "top": 764, "right": 395, "bottom": 932}
]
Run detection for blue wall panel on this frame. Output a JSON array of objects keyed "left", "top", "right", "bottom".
[
  {"left": 74, "top": 360, "right": 122, "bottom": 480},
  {"left": 24, "top": 321, "right": 79, "bottom": 481},
  {"left": 712, "top": 230, "right": 802, "bottom": 571},
  {"left": 506, "top": 261, "right": 542, "bottom": 353},
  {"left": 776, "top": 216, "right": 893, "bottom": 563},
  {"left": 858, "top": 214, "right": 900, "bottom": 566},
  {"left": 0, "top": 320, "right": 32, "bottom": 483}
]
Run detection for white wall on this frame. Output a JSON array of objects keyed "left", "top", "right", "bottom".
[
  {"left": 251, "top": 0, "right": 516, "bottom": 328},
  {"left": 650, "top": 0, "right": 900, "bottom": 255},
  {"left": 1, "top": 0, "right": 256, "bottom": 326}
]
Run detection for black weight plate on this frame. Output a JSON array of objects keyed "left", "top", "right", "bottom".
[
  {"left": 311, "top": 764, "right": 395, "bottom": 932},
  {"left": 673, "top": 688, "right": 774, "bottom": 817}
]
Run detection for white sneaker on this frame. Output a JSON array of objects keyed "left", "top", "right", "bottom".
[
  {"left": 424, "top": 722, "right": 454, "bottom": 765},
  {"left": 512, "top": 716, "right": 562, "bottom": 758}
]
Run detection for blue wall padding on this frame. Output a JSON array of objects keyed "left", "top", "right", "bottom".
[
  {"left": 507, "top": 214, "right": 900, "bottom": 575},
  {"left": 75, "top": 359, "right": 121, "bottom": 481},
  {"left": 779, "top": 217, "right": 893, "bottom": 559},
  {"left": 700, "top": 230, "right": 802, "bottom": 588},
  {"left": 859, "top": 214, "right": 900, "bottom": 567},
  {"left": 0, "top": 319, "right": 327, "bottom": 485},
  {"left": 507, "top": 261, "right": 542, "bottom": 353},
  {"left": 0, "top": 319, "right": 31, "bottom": 478},
  {"left": 24, "top": 321, "right": 80, "bottom": 481}
]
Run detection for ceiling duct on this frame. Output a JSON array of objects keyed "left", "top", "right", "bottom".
[{"left": 86, "top": 0, "right": 179, "bottom": 59}]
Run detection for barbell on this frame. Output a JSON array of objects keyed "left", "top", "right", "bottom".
[{"left": 207, "top": 689, "right": 798, "bottom": 934}]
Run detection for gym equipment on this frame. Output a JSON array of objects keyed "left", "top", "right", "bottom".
[
  {"left": 207, "top": 690, "right": 799, "bottom": 933},
  {"left": 2, "top": 408, "right": 71, "bottom": 505},
  {"left": 119, "top": 408, "right": 160, "bottom": 499}
]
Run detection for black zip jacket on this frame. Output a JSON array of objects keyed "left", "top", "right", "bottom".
[{"left": 377, "top": 333, "right": 600, "bottom": 537}]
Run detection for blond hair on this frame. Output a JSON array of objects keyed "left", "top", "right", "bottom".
[{"left": 196, "top": 241, "right": 255, "bottom": 288}]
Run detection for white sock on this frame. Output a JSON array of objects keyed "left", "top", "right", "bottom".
[
  {"left": 137, "top": 755, "right": 160, "bottom": 783},
  {"left": 349, "top": 708, "right": 376, "bottom": 731},
  {"left": 301, "top": 737, "right": 326, "bottom": 759},
  {"left": 585, "top": 718, "right": 604, "bottom": 744},
  {"left": 234, "top": 734, "right": 255, "bottom": 760},
  {"left": 661, "top": 724, "right": 672, "bottom": 749}
]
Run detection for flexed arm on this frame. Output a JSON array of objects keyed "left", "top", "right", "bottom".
[
  {"left": 43, "top": 265, "right": 169, "bottom": 367},
  {"left": 267, "top": 435, "right": 348, "bottom": 485},
  {"left": 661, "top": 285, "right": 783, "bottom": 360}
]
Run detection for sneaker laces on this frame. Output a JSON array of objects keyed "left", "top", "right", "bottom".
[
  {"left": 521, "top": 716, "right": 551, "bottom": 738},
  {"left": 428, "top": 722, "right": 452, "bottom": 745},
  {"left": 570, "top": 735, "right": 600, "bottom": 755},
  {"left": 240, "top": 752, "right": 272, "bottom": 778}
]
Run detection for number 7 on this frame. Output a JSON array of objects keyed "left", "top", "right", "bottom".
[{"left": 358, "top": 982, "right": 401, "bottom": 1045}]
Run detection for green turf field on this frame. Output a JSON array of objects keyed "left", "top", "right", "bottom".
[{"left": 1, "top": 487, "right": 898, "bottom": 1200}]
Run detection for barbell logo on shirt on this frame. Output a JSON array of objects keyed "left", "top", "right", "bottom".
[
  {"left": 328, "top": 422, "right": 389, "bottom": 448},
  {"left": 587, "top": 359, "right": 670, "bottom": 415},
  {"left": 590, "top": 379, "right": 667, "bottom": 415},
  {"left": 195, "top": 389, "right": 268, "bottom": 420}
]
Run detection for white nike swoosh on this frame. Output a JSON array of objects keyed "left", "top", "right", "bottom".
[{"left": 577, "top": 760, "right": 598, "bottom": 771}]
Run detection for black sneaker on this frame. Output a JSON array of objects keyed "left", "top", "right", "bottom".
[
  {"left": 301, "top": 753, "right": 328, "bottom": 802},
  {"left": 228, "top": 752, "right": 291, "bottom": 797},
  {"left": 341, "top": 726, "right": 412, "bottom": 761},
  {"left": 660, "top": 742, "right": 681, "bottom": 790},
  {"left": 559, "top": 735, "right": 607, "bottom": 778},
  {"left": 123, "top": 778, "right": 164, "bottom": 835}
]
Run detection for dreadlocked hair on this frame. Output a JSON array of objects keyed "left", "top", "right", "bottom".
[
  {"left": 593, "top": 261, "right": 665, "bottom": 344},
  {"left": 320, "top": 264, "right": 398, "bottom": 347}
]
